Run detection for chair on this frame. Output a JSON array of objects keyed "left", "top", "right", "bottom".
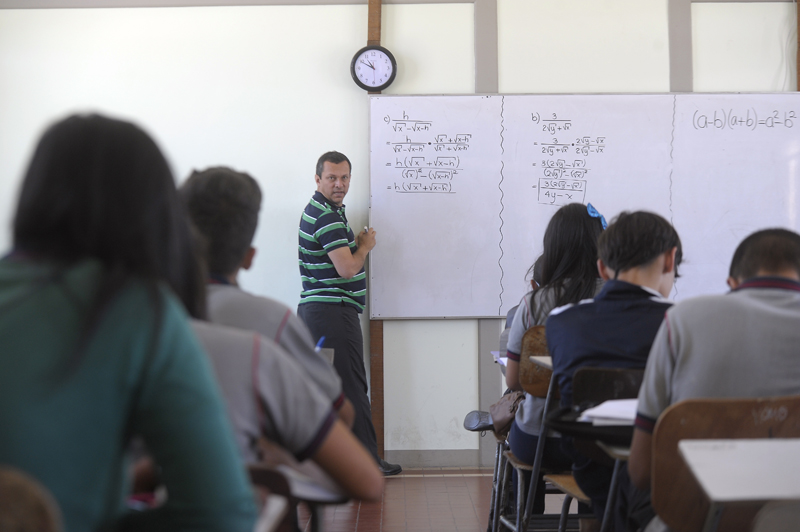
[
  {"left": 751, "top": 501, "right": 800, "bottom": 532},
  {"left": 249, "top": 461, "right": 349, "bottom": 532},
  {"left": 651, "top": 395, "right": 800, "bottom": 532},
  {"left": 249, "top": 465, "right": 295, "bottom": 532},
  {"left": 569, "top": 367, "right": 644, "bottom": 532},
  {"left": 0, "top": 466, "right": 62, "bottom": 532},
  {"left": 495, "top": 325, "right": 583, "bottom": 532}
]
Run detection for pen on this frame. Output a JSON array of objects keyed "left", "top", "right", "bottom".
[
  {"left": 364, "top": 226, "right": 368, "bottom": 233},
  {"left": 315, "top": 336, "right": 326, "bottom": 352}
]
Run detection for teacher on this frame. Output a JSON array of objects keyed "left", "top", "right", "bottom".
[{"left": 297, "top": 151, "right": 401, "bottom": 476}]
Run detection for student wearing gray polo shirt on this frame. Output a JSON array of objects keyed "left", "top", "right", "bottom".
[
  {"left": 179, "top": 167, "right": 355, "bottom": 427},
  {"left": 624, "top": 229, "right": 800, "bottom": 532}
]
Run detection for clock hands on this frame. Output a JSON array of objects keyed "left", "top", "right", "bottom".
[{"left": 360, "top": 59, "right": 375, "bottom": 71}]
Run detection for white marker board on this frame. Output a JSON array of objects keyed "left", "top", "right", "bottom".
[{"left": 368, "top": 93, "right": 800, "bottom": 319}]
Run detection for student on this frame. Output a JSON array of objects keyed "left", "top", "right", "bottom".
[
  {"left": 625, "top": 228, "right": 800, "bottom": 532},
  {"left": 179, "top": 167, "right": 355, "bottom": 427},
  {"left": 0, "top": 114, "right": 256, "bottom": 531},
  {"left": 504, "top": 202, "right": 605, "bottom": 514},
  {"left": 191, "top": 320, "right": 385, "bottom": 501},
  {"left": 545, "top": 211, "right": 681, "bottom": 521}
]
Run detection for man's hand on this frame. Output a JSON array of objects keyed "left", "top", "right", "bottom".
[
  {"left": 357, "top": 227, "right": 377, "bottom": 253},
  {"left": 328, "top": 227, "right": 377, "bottom": 279}
]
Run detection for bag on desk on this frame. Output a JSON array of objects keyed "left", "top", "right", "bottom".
[{"left": 489, "top": 391, "right": 524, "bottom": 436}]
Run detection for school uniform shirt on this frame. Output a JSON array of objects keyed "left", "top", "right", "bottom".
[
  {"left": 505, "top": 279, "right": 603, "bottom": 436},
  {"left": 192, "top": 321, "right": 337, "bottom": 463},
  {"left": 635, "top": 277, "right": 800, "bottom": 434},
  {"left": 206, "top": 282, "right": 345, "bottom": 410},
  {"left": 632, "top": 278, "right": 800, "bottom": 532},
  {"left": 546, "top": 280, "right": 672, "bottom": 408},
  {"left": 0, "top": 258, "right": 256, "bottom": 532}
]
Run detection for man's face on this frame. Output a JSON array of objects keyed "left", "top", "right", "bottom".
[{"left": 315, "top": 161, "right": 351, "bottom": 207}]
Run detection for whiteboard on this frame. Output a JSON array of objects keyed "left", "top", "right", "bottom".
[{"left": 368, "top": 94, "right": 800, "bottom": 319}]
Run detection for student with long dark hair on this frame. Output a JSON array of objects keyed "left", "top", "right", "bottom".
[
  {"left": 504, "top": 202, "right": 605, "bottom": 515},
  {"left": 0, "top": 114, "right": 256, "bottom": 531}
]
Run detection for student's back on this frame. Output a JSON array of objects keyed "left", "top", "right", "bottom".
[
  {"left": 0, "top": 259, "right": 253, "bottom": 531},
  {"left": 0, "top": 114, "right": 256, "bottom": 532}
]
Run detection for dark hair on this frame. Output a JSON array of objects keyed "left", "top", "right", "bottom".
[
  {"left": 527, "top": 254, "right": 545, "bottom": 288},
  {"left": 13, "top": 113, "right": 205, "bottom": 356},
  {"left": 598, "top": 211, "right": 682, "bottom": 278},
  {"left": 179, "top": 167, "right": 262, "bottom": 276},
  {"left": 729, "top": 228, "right": 800, "bottom": 281},
  {"left": 315, "top": 151, "right": 351, "bottom": 177},
  {"left": 539, "top": 203, "right": 604, "bottom": 308}
]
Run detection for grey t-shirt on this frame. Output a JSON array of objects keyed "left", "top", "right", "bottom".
[
  {"left": 637, "top": 281, "right": 800, "bottom": 428},
  {"left": 206, "top": 284, "right": 344, "bottom": 408},
  {"left": 506, "top": 287, "right": 562, "bottom": 436},
  {"left": 192, "top": 320, "right": 336, "bottom": 463},
  {"left": 506, "top": 280, "right": 603, "bottom": 436}
]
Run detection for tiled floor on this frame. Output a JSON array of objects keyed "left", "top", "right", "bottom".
[
  {"left": 297, "top": 466, "right": 576, "bottom": 532},
  {"left": 298, "top": 467, "right": 493, "bottom": 532}
]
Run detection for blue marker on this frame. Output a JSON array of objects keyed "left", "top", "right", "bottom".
[{"left": 315, "top": 336, "right": 326, "bottom": 352}]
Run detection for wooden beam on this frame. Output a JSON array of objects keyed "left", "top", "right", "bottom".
[
  {"left": 369, "top": 319, "right": 384, "bottom": 458},
  {"left": 367, "top": 0, "right": 381, "bottom": 46}
]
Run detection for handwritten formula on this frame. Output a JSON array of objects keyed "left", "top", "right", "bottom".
[
  {"left": 381, "top": 112, "right": 472, "bottom": 194},
  {"left": 529, "top": 113, "right": 606, "bottom": 206},
  {"left": 692, "top": 108, "right": 796, "bottom": 132}
]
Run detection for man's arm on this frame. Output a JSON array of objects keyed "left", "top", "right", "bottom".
[
  {"left": 628, "top": 428, "right": 653, "bottom": 489},
  {"left": 328, "top": 228, "right": 376, "bottom": 279}
]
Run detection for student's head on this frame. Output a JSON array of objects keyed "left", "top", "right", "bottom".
[
  {"left": 597, "top": 211, "right": 682, "bottom": 296},
  {"left": 539, "top": 203, "right": 605, "bottom": 307},
  {"left": 727, "top": 228, "right": 800, "bottom": 288},
  {"left": 315, "top": 151, "right": 352, "bottom": 207},
  {"left": 13, "top": 113, "right": 205, "bottom": 318},
  {"left": 179, "top": 167, "right": 262, "bottom": 278}
]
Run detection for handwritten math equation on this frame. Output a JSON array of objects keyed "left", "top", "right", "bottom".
[
  {"left": 381, "top": 112, "right": 472, "bottom": 194},
  {"left": 528, "top": 112, "right": 605, "bottom": 206},
  {"left": 692, "top": 108, "right": 796, "bottom": 132}
]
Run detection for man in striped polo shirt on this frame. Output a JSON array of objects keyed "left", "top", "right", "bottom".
[{"left": 298, "top": 151, "right": 401, "bottom": 476}]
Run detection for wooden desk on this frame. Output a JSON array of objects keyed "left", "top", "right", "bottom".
[{"left": 678, "top": 438, "right": 800, "bottom": 532}]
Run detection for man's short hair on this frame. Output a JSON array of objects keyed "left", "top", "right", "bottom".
[
  {"left": 179, "top": 167, "right": 262, "bottom": 276},
  {"left": 729, "top": 228, "right": 800, "bottom": 281},
  {"left": 598, "top": 211, "right": 682, "bottom": 277},
  {"left": 316, "top": 151, "right": 351, "bottom": 177}
]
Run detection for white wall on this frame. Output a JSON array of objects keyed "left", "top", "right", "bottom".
[{"left": 0, "top": 1, "right": 797, "bottom": 458}]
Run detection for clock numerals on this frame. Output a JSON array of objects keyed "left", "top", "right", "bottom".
[{"left": 351, "top": 45, "right": 396, "bottom": 91}]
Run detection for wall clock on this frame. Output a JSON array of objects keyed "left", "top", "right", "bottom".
[{"left": 350, "top": 45, "right": 397, "bottom": 92}]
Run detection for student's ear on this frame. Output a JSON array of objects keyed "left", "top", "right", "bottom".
[
  {"left": 597, "top": 259, "right": 614, "bottom": 281},
  {"left": 241, "top": 247, "right": 256, "bottom": 270},
  {"left": 662, "top": 247, "right": 677, "bottom": 274},
  {"left": 727, "top": 276, "right": 741, "bottom": 290},
  {"left": 314, "top": 174, "right": 322, "bottom": 187}
]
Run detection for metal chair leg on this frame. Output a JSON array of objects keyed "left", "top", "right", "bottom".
[
  {"left": 489, "top": 438, "right": 506, "bottom": 532},
  {"left": 599, "top": 459, "right": 622, "bottom": 532},
  {"left": 558, "top": 495, "right": 573, "bottom": 532},
  {"left": 495, "top": 449, "right": 512, "bottom": 532},
  {"left": 520, "top": 376, "right": 558, "bottom": 532}
]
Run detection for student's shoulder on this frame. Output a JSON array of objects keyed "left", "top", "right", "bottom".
[
  {"left": 191, "top": 319, "right": 284, "bottom": 360},
  {"left": 207, "top": 284, "right": 290, "bottom": 315}
]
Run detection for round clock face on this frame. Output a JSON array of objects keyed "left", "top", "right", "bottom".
[{"left": 350, "top": 46, "right": 397, "bottom": 92}]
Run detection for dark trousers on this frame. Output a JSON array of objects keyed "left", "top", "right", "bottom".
[
  {"left": 297, "top": 302, "right": 379, "bottom": 461},
  {"left": 508, "top": 421, "right": 573, "bottom": 514}
]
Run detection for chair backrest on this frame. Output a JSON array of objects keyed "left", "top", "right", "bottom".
[
  {"left": 519, "top": 325, "right": 555, "bottom": 398},
  {"left": 572, "top": 367, "right": 644, "bottom": 407},
  {"left": 651, "top": 395, "right": 800, "bottom": 532},
  {"left": 0, "top": 466, "right": 62, "bottom": 532}
]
